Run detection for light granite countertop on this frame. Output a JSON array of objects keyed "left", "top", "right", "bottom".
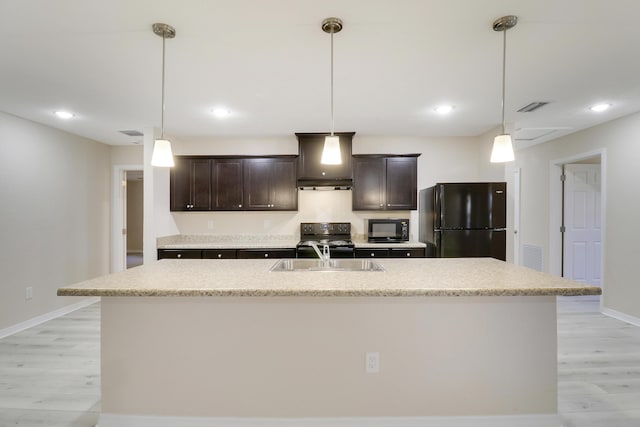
[
  {"left": 156, "top": 234, "right": 426, "bottom": 249},
  {"left": 57, "top": 257, "right": 601, "bottom": 298}
]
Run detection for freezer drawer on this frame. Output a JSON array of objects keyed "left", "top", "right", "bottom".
[{"left": 436, "top": 229, "right": 506, "bottom": 261}]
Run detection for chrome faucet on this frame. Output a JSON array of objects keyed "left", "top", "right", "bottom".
[{"left": 309, "top": 241, "right": 331, "bottom": 267}]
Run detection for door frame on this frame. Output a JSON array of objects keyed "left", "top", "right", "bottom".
[
  {"left": 112, "top": 164, "right": 143, "bottom": 273},
  {"left": 513, "top": 168, "right": 521, "bottom": 265},
  {"left": 548, "top": 149, "right": 606, "bottom": 293}
]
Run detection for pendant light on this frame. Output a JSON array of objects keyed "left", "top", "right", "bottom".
[
  {"left": 321, "top": 17, "right": 343, "bottom": 165},
  {"left": 151, "top": 23, "right": 176, "bottom": 167},
  {"left": 490, "top": 15, "right": 517, "bottom": 163}
]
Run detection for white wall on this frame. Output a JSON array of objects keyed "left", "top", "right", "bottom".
[
  {"left": 160, "top": 134, "right": 497, "bottom": 240},
  {"left": 0, "top": 112, "right": 111, "bottom": 330},
  {"left": 507, "top": 111, "right": 640, "bottom": 319}
]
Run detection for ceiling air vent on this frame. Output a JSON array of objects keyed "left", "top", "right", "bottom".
[
  {"left": 517, "top": 102, "right": 549, "bottom": 113},
  {"left": 119, "top": 130, "right": 144, "bottom": 137}
]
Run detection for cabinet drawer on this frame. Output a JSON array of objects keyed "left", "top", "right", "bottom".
[
  {"left": 354, "top": 248, "right": 389, "bottom": 258},
  {"left": 389, "top": 248, "right": 425, "bottom": 258},
  {"left": 202, "top": 249, "right": 237, "bottom": 259},
  {"left": 157, "top": 249, "right": 202, "bottom": 259},
  {"left": 236, "top": 249, "right": 296, "bottom": 259}
]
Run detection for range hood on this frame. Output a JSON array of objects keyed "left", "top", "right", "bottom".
[
  {"left": 296, "top": 132, "right": 354, "bottom": 190},
  {"left": 297, "top": 178, "right": 353, "bottom": 191}
]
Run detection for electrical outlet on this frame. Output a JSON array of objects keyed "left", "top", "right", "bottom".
[
  {"left": 25, "top": 287, "right": 33, "bottom": 300},
  {"left": 365, "top": 352, "right": 380, "bottom": 374},
  {"left": 207, "top": 220, "right": 214, "bottom": 230}
]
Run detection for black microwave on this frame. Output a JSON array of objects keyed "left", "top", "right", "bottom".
[{"left": 367, "top": 219, "right": 409, "bottom": 242}]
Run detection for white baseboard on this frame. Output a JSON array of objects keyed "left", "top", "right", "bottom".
[
  {"left": 0, "top": 297, "right": 100, "bottom": 339},
  {"left": 98, "top": 413, "right": 561, "bottom": 427},
  {"left": 602, "top": 306, "right": 640, "bottom": 327}
]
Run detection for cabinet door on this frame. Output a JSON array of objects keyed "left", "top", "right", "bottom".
[
  {"left": 385, "top": 157, "right": 417, "bottom": 210},
  {"left": 297, "top": 133, "right": 353, "bottom": 180},
  {"left": 202, "top": 249, "right": 237, "bottom": 259},
  {"left": 244, "top": 158, "right": 297, "bottom": 211},
  {"left": 352, "top": 157, "right": 385, "bottom": 210},
  {"left": 157, "top": 249, "right": 202, "bottom": 259},
  {"left": 170, "top": 157, "right": 192, "bottom": 211},
  {"left": 389, "top": 248, "right": 425, "bottom": 258},
  {"left": 191, "top": 159, "right": 212, "bottom": 210},
  {"left": 170, "top": 158, "right": 211, "bottom": 211},
  {"left": 354, "top": 248, "right": 389, "bottom": 258},
  {"left": 237, "top": 249, "right": 296, "bottom": 259},
  {"left": 270, "top": 158, "right": 297, "bottom": 210},
  {"left": 212, "top": 159, "right": 244, "bottom": 210},
  {"left": 243, "top": 158, "right": 272, "bottom": 210}
]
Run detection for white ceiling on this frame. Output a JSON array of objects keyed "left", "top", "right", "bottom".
[{"left": 2, "top": 0, "right": 640, "bottom": 149}]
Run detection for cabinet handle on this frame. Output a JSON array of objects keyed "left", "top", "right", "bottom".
[
  {"left": 406, "top": 252, "right": 411, "bottom": 257},
  {"left": 177, "top": 253, "right": 182, "bottom": 259},
  {"left": 371, "top": 253, "right": 375, "bottom": 257},
  {"left": 238, "top": 204, "right": 242, "bottom": 208},
  {"left": 264, "top": 253, "right": 269, "bottom": 258},
  {"left": 387, "top": 204, "right": 391, "bottom": 207},
  {"left": 218, "top": 254, "right": 222, "bottom": 258},
  {"left": 380, "top": 204, "right": 384, "bottom": 207}
]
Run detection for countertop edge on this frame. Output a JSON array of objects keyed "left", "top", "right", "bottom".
[{"left": 57, "top": 287, "right": 602, "bottom": 298}]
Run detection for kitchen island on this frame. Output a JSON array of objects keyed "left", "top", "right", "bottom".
[{"left": 58, "top": 258, "right": 600, "bottom": 427}]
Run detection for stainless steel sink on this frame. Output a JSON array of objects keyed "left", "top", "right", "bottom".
[{"left": 270, "top": 258, "right": 385, "bottom": 272}]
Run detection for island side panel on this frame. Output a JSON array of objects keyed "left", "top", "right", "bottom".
[{"left": 101, "top": 296, "right": 558, "bottom": 418}]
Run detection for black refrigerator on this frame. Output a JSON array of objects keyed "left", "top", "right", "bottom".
[{"left": 419, "top": 182, "right": 506, "bottom": 260}]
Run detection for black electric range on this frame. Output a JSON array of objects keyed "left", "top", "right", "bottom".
[{"left": 296, "top": 222, "right": 355, "bottom": 258}]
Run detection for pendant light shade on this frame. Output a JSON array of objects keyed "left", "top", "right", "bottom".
[
  {"left": 151, "top": 23, "right": 176, "bottom": 168},
  {"left": 491, "top": 134, "right": 515, "bottom": 162},
  {"left": 321, "top": 135, "right": 341, "bottom": 164},
  {"left": 490, "top": 15, "right": 517, "bottom": 164},
  {"left": 321, "top": 17, "right": 343, "bottom": 165},
  {"left": 151, "top": 139, "right": 174, "bottom": 167}
]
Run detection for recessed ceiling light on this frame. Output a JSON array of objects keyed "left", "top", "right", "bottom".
[
  {"left": 54, "top": 111, "right": 75, "bottom": 119},
  {"left": 434, "top": 105, "right": 454, "bottom": 114},
  {"left": 211, "top": 108, "right": 231, "bottom": 118},
  {"left": 589, "top": 103, "right": 611, "bottom": 112}
]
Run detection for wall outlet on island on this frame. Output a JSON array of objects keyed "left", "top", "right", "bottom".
[
  {"left": 365, "top": 351, "right": 380, "bottom": 374},
  {"left": 25, "top": 286, "right": 33, "bottom": 300}
]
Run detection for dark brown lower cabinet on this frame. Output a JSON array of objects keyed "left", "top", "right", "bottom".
[
  {"left": 157, "top": 249, "right": 202, "bottom": 259},
  {"left": 354, "top": 248, "right": 389, "bottom": 258},
  {"left": 158, "top": 248, "right": 296, "bottom": 260},
  {"left": 236, "top": 249, "right": 296, "bottom": 259},
  {"left": 354, "top": 247, "right": 425, "bottom": 258},
  {"left": 202, "top": 249, "right": 237, "bottom": 259},
  {"left": 389, "top": 248, "right": 425, "bottom": 258}
]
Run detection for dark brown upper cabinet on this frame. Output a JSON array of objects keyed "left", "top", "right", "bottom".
[
  {"left": 352, "top": 154, "right": 420, "bottom": 210},
  {"left": 296, "top": 132, "right": 354, "bottom": 189},
  {"left": 212, "top": 159, "right": 244, "bottom": 210},
  {"left": 170, "top": 157, "right": 212, "bottom": 211},
  {"left": 171, "top": 155, "right": 297, "bottom": 212},
  {"left": 243, "top": 157, "right": 297, "bottom": 210}
]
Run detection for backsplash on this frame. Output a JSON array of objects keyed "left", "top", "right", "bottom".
[{"left": 170, "top": 190, "right": 418, "bottom": 240}]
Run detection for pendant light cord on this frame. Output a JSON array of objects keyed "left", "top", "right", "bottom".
[
  {"left": 330, "top": 29, "right": 335, "bottom": 137},
  {"left": 501, "top": 27, "right": 506, "bottom": 135},
  {"left": 160, "top": 30, "right": 166, "bottom": 139}
]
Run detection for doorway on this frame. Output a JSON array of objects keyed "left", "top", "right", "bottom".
[
  {"left": 548, "top": 148, "right": 607, "bottom": 291},
  {"left": 112, "top": 165, "right": 144, "bottom": 272},
  {"left": 562, "top": 161, "right": 601, "bottom": 285},
  {"left": 125, "top": 171, "right": 144, "bottom": 268}
]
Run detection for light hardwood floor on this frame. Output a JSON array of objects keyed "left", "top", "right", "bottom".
[{"left": 0, "top": 296, "right": 638, "bottom": 426}]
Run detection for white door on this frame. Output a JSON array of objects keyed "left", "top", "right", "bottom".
[{"left": 563, "top": 164, "right": 601, "bottom": 286}]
